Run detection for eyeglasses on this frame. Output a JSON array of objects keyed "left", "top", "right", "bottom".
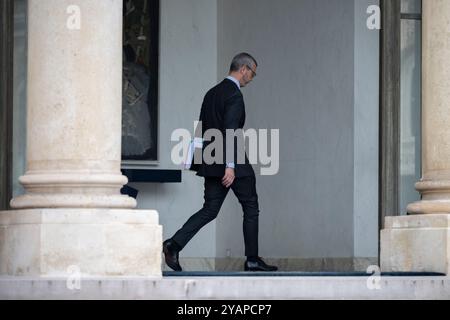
[{"left": 245, "top": 65, "right": 257, "bottom": 78}]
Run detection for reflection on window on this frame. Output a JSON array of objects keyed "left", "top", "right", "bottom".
[
  {"left": 122, "top": 0, "right": 159, "bottom": 163},
  {"left": 401, "top": 0, "right": 421, "bottom": 14},
  {"left": 399, "top": 0, "right": 421, "bottom": 215}
]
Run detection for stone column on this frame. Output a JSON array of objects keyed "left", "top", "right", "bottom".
[
  {"left": 10, "top": 0, "right": 135, "bottom": 209},
  {"left": 381, "top": 0, "right": 450, "bottom": 275},
  {"left": 0, "top": 0, "right": 162, "bottom": 277},
  {"left": 407, "top": 0, "right": 450, "bottom": 215}
]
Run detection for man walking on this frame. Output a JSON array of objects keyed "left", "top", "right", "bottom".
[{"left": 163, "top": 53, "right": 277, "bottom": 272}]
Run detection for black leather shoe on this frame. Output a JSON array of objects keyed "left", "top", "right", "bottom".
[
  {"left": 244, "top": 257, "right": 278, "bottom": 272},
  {"left": 163, "top": 239, "right": 182, "bottom": 272}
]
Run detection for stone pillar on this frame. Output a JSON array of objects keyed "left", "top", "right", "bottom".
[
  {"left": 381, "top": 0, "right": 450, "bottom": 275},
  {"left": 11, "top": 0, "right": 134, "bottom": 209},
  {"left": 0, "top": 0, "right": 162, "bottom": 277},
  {"left": 408, "top": 0, "right": 450, "bottom": 216}
]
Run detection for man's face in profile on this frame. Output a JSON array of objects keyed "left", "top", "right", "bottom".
[{"left": 240, "top": 63, "right": 257, "bottom": 87}]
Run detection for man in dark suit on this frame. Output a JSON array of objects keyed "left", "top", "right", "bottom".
[{"left": 163, "top": 53, "right": 277, "bottom": 272}]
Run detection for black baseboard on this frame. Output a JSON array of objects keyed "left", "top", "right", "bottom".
[{"left": 121, "top": 169, "right": 182, "bottom": 183}]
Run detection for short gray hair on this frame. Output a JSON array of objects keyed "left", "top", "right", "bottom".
[{"left": 229, "top": 53, "right": 258, "bottom": 72}]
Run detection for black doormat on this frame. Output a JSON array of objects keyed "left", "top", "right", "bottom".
[{"left": 163, "top": 271, "right": 445, "bottom": 277}]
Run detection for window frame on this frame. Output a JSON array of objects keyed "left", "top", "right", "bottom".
[
  {"left": 379, "top": 0, "right": 422, "bottom": 229},
  {"left": 0, "top": 0, "right": 14, "bottom": 210}
]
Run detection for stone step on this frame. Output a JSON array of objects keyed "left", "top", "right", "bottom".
[{"left": 1, "top": 276, "right": 449, "bottom": 300}]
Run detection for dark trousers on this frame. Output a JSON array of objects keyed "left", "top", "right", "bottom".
[{"left": 172, "top": 175, "right": 260, "bottom": 257}]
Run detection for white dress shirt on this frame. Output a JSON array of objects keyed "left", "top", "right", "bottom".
[{"left": 226, "top": 76, "right": 241, "bottom": 90}]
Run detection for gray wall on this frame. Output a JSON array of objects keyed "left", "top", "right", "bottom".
[
  {"left": 134, "top": 0, "right": 218, "bottom": 258},
  {"left": 215, "top": 0, "right": 366, "bottom": 260},
  {"left": 130, "top": 0, "right": 381, "bottom": 262},
  {"left": 353, "top": 0, "right": 380, "bottom": 258}
]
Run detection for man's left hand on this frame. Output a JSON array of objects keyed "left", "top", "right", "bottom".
[{"left": 222, "top": 168, "right": 235, "bottom": 188}]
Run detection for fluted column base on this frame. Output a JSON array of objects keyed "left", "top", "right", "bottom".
[
  {"left": 407, "top": 200, "right": 450, "bottom": 215},
  {"left": 10, "top": 171, "right": 136, "bottom": 209},
  {"left": 10, "top": 194, "right": 136, "bottom": 210},
  {"left": 407, "top": 180, "right": 450, "bottom": 214}
]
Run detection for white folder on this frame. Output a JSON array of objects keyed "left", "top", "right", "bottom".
[{"left": 182, "top": 137, "right": 203, "bottom": 170}]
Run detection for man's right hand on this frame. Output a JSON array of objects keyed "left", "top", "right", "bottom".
[{"left": 222, "top": 168, "right": 235, "bottom": 188}]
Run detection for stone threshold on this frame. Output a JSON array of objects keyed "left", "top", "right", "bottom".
[{"left": 1, "top": 276, "right": 449, "bottom": 300}]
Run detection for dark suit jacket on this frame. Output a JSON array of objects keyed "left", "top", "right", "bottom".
[{"left": 194, "top": 78, "right": 255, "bottom": 178}]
